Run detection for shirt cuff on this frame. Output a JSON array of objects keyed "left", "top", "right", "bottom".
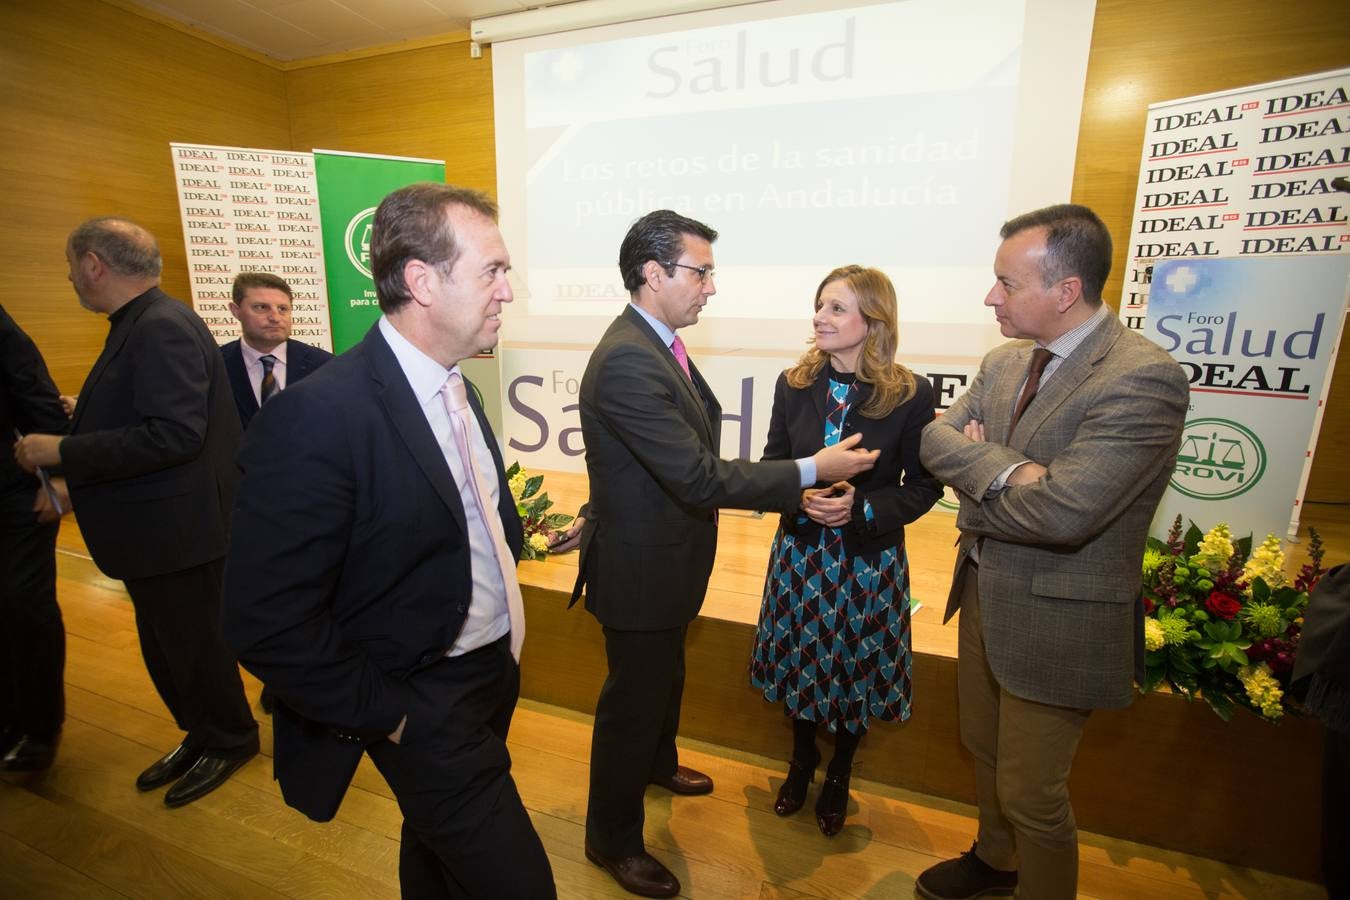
[
  {"left": 795, "top": 457, "right": 816, "bottom": 488},
  {"left": 986, "top": 461, "right": 1028, "bottom": 497}
]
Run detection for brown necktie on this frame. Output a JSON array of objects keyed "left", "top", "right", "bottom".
[{"left": 1007, "top": 347, "right": 1054, "bottom": 441}]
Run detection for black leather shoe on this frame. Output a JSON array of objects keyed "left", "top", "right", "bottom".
[
  {"left": 136, "top": 742, "right": 203, "bottom": 792},
  {"left": 915, "top": 842, "right": 1018, "bottom": 899},
  {"left": 649, "top": 764, "right": 713, "bottom": 795},
  {"left": 163, "top": 751, "right": 256, "bottom": 808},
  {"left": 1, "top": 731, "right": 60, "bottom": 771},
  {"left": 815, "top": 770, "right": 851, "bottom": 837},
  {"left": 584, "top": 843, "right": 680, "bottom": 898},
  {"left": 774, "top": 748, "right": 820, "bottom": 816}
]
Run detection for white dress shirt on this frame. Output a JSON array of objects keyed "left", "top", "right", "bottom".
[{"left": 239, "top": 338, "right": 288, "bottom": 404}]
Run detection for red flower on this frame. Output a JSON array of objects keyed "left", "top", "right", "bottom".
[
  {"left": 1142, "top": 596, "right": 1156, "bottom": 614},
  {"left": 1204, "top": 591, "right": 1242, "bottom": 620}
]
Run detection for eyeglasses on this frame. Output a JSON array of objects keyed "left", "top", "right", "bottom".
[{"left": 666, "top": 262, "right": 715, "bottom": 283}]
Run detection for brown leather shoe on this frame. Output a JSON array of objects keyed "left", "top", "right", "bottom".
[
  {"left": 585, "top": 843, "right": 680, "bottom": 898},
  {"left": 649, "top": 764, "right": 713, "bottom": 795}
]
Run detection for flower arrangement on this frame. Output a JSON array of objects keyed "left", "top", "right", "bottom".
[
  {"left": 1139, "top": 516, "right": 1325, "bottom": 722},
  {"left": 506, "top": 462, "right": 575, "bottom": 561}
]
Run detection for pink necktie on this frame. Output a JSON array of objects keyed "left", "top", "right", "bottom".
[
  {"left": 442, "top": 372, "right": 526, "bottom": 662},
  {"left": 671, "top": 335, "right": 692, "bottom": 380}
]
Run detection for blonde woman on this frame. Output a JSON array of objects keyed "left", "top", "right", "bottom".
[{"left": 750, "top": 266, "right": 940, "bottom": 836}]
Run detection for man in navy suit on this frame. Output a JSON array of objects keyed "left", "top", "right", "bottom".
[
  {"left": 223, "top": 184, "right": 555, "bottom": 899},
  {"left": 220, "top": 272, "right": 333, "bottom": 430}
]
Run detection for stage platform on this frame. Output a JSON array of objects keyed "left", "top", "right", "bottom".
[{"left": 516, "top": 471, "right": 1335, "bottom": 881}]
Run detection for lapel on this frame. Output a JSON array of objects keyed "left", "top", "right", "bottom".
[
  {"left": 622, "top": 306, "right": 716, "bottom": 446},
  {"left": 363, "top": 325, "right": 469, "bottom": 536},
  {"left": 1007, "top": 314, "right": 1123, "bottom": 450},
  {"left": 73, "top": 289, "right": 159, "bottom": 431},
  {"left": 225, "top": 342, "right": 260, "bottom": 420}
]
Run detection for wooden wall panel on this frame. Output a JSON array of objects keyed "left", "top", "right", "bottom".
[
  {"left": 0, "top": 0, "right": 290, "bottom": 394},
  {"left": 284, "top": 43, "right": 498, "bottom": 197},
  {"left": 1072, "top": 0, "right": 1350, "bottom": 503}
]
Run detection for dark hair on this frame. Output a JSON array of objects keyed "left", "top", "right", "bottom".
[
  {"left": 231, "top": 271, "right": 293, "bottom": 304},
  {"left": 1000, "top": 204, "right": 1112, "bottom": 304},
  {"left": 617, "top": 209, "right": 718, "bottom": 293},
  {"left": 67, "top": 217, "right": 162, "bottom": 278},
  {"left": 371, "top": 182, "right": 499, "bottom": 313}
]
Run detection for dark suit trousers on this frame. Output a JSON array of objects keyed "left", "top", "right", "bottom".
[
  {"left": 367, "top": 636, "right": 555, "bottom": 899},
  {"left": 121, "top": 558, "right": 258, "bottom": 756},
  {"left": 586, "top": 625, "right": 688, "bottom": 858},
  {"left": 0, "top": 513, "right": 64, "bottom": 739}
]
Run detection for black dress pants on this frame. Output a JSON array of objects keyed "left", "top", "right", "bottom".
[
  {"left": 121, "top": 558, "right": 257, "bottom": 756},
  {"left": 586, "top": 624, "right": 688, "bottom": 858},
  {"left": 0, "top": 513, "right": 64, "bottom": 741},
  {"left": 367, "top": 637, "right": 555, "bottom": 899}
]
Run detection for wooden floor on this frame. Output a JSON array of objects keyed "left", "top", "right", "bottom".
[{"left": 1, "top": 543, "right": 1330, "bottom": 898}]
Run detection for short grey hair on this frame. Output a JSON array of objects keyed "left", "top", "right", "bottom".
[{"left": 68, "top": 217, "right": 163, "bottom": 279}]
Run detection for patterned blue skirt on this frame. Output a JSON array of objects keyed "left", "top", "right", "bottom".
[{"left": 749, "top": 525, "right": 913, "bottom": 735}]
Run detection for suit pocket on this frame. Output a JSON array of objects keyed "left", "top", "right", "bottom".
[{"left": 1031, "top": 570, "right": 1134, "bottom": 604}]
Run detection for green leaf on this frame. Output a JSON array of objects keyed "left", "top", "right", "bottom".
[
  {"left": 1235, "top": 534, "right": 1253, "bottom": 564},
  {"left": 1184, "top": 522, "right": 1204, "bottom": 557},
  {"left": 506, "top": 461, "right": 520, "bottom": 479},
  {"left": 522, "top": 474, "right": 544, "bottom": 500},
  {"left": 1141, "top": 666, "right": 1166, "bottom": 695},
  {"left": 1147, "top": 536, "right": 1169, "bottom": 554},
  {"left": 1251, "top": 578, "right": 1271, "bottom": 603},
  {"left": 1202, "top": 689, "right": 1236, "bottom": 721},
  {"left": 544, "top": 513, "right": 574, "bottom": 529}
]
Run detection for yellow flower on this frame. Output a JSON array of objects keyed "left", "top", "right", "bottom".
[
  {"left": 508, "top": 471, "right": 529, "bottom": 500},
  {"left": 1238, "top": 663, "right": 1284, "bottom": 720},
  {"left": 528, "top": 532, "right": 550, "bottom": 554},
  {"left": 1242, "top": 533, "right": 1288, "bottom": 588},
  {"left": 1143, "top": 617, "right": 1165, "bottom": 652},
  {"left": 1190, "top": 523, "right": 1234, "bottom": 572},
  {"left": 1142, "top": 548, "right": 1165, "bottom": 578}
]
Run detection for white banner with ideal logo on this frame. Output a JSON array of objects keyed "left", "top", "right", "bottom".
[
  {"left": 1144, "top": 256, "right": 1350, "bottom": 540},
  {"left": 170, "top": 143, "right": 333, "bottom": 350},
  {"left": 1117, "top": 67, "right": 1349, "bottom": 332}
]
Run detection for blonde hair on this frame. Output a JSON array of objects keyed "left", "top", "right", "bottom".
[{"left": 784, "top": 265, "right": 916, "bottom": 418}]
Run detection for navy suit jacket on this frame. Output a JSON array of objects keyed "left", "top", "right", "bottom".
[
  {"left": 222, "top": 323, "right": 521, "bottom": 821},
  {"left": 764, "top": 368, "right": 941, "bottom": 556},
  {"left": 221, "top": 338, "right": 333, "bottom": 429}
]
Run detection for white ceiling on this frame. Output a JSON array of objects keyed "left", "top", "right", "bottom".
[{"left": 126, "top": 0, "right": 574, "bottom": 62}]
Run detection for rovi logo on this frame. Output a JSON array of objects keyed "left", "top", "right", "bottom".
[
  {"left": 1171, "top": 417, "right": 1266, "bottom": 500},
  {"left": 344, "top": 207, "right": 377, "bottom": 278}
]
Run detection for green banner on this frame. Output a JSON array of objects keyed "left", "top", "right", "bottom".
[{"left": 314, "top": 151, "right": 445, "bottom": 352}]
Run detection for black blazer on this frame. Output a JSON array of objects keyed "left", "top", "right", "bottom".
[
  {"left": 222, "top": 323, "right": 522, "bottom": 822},
  {"left": 221, "top": 338, "right": 333, "bottom": 429},
  {"left": 61, "top": 288, "right": 242, "bottom": 581},
  {"left": 0, "top": 304, "right": 69, "bottom": 523},
  {"left": 570, "top": 305, "right": 801, "bottom": 630},
  {"left": 765, "top": 367, "right": 941, "bottom": 556}
]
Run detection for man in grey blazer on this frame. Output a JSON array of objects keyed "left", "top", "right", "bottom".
[
  {"left": 916, "top": 205, "right": 1188, "bottom": 900},
  {"left": 571, "top": 209, "right": 879, "bottom": 897}
]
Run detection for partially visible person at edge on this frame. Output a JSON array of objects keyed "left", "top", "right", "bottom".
[{"left": 750, "top": 265, "right": 941, "bottom": 836}]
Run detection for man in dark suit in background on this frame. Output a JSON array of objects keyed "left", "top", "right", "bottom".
[
  {"left": 220, "top": 271, "right": 332, "bottom": 716},
  {"left": 223, "top": 183, "right": 555, "bottom": 899},
  {"left": 571, "top": 209, "right": 879, "bottom": 897},
  {"left": 220, "top": 271, "right": 332, "bottom": 430},
  {"left": 1, "top": 304, "right": 72, "bottom": 771},
  {"left": 916, "top": 205, "right": 1188, "bottom": 900},
  {"left": 14, "top": 217, "right": 258, "bottom": 807}
]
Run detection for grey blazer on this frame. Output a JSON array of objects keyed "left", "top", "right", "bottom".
[{"left": 920, "top": 314, "right": 1189, "bottom": 709}]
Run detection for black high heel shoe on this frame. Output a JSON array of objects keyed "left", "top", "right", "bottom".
[
  {"left": 774, "top": 748, "right": 820, "bottom": 816},
  {"left": 815, "top": 769, "right": 851, "bottom": 836}
]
